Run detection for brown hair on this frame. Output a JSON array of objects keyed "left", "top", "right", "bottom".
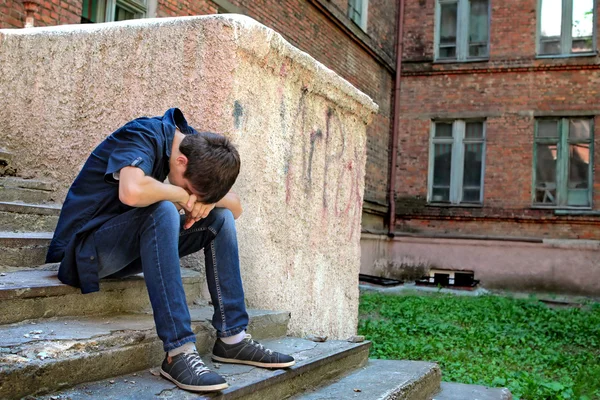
[{"left": 180, "top": 132, "right": 240, "bottom": 204}]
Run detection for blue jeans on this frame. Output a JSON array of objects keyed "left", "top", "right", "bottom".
[{"left": 92, "top": 201, "right": 249, "bottom": 352}]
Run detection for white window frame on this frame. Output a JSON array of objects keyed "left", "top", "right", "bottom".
[
  {"left": 434, "top": 0, "right": 491, "bottom": 61},
  {"left": 532, "top": 118, "right": 594, "bottom": 208},
  {"left": 536, "top": 0, "right": 597, "bottom": 57},
  {"left": 428, "top": 120, "right": 487, "bottom": 205},
  {"left": 88, "top": 0, "right": 151, "bottom": 22},
  {"left": 348, "top": 0, "right": 369, "bottom": 31}
]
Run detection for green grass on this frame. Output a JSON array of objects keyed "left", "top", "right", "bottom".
[{"left": 358, "top": 292, "right": 600, "bottom": 400}]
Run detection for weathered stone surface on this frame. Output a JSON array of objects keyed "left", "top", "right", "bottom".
[
  {"left": 0, "top": 269, "right": 202, "bottom": 324},
  {"left": 0, "top": 308, "right": 291, "bottom": 399},
  {"left": 432, "top": 382, "right": 512, "bottom": 400},
  {"left": 0, "top": 202, "right": 60, "bottom": 233},
  {"left": 0, "top": 186, "right": 57, "bottom": 204},
  {"left": 37, "top": 338, "right": 369, "bottom": 400},
  {"left": 293, "top": 359, "right": 441, "bottom": 400},
  {"left": 0, "top": 177, "right": 55, "bottom": 191},
  {"left": 0, "top": 231, "right": 52, "bottom": 269},
  {"left": 0, "top": 15, "right": 378, "bottom": 338},
  {"left": 0, "top": 148, "right": 15, "bottom": 176}
]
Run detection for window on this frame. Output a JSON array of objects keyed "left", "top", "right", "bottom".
[
  {"left": 348, "top": 0, "right": 368, "bottom": 31},
  {"left": 81, "top": 0, "right": 147, "bottom": 23},
  {"left": 534, "top": 118, "right": 594, "bottom": 207},
  {"left": 435, "top": 0, "right": 490, "bottom": 61},
  {"left": 538, "top": 0, "right": 596, "bottom": 56},
  {"left": 214, "top": 0, "right": 244, "bottom": 14},
  {"left": 428, "top": 120, "right": 486, "bottom": 204}
]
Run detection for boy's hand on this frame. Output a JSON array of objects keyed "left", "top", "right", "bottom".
[
  {"left": 183, "top": 201, "right": 216, "bottom": 230},
  {"left": 177, "top": 193, "right": 197, "bottom": 214}
]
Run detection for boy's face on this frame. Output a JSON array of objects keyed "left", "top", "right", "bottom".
[{"left": 168, "top": 155, "right": 201, "bottom": 197}]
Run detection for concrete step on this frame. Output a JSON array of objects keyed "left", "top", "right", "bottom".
[
  {"left": 292, "top": 359, "right": 441, "bottom": 400},
  {"left": 0, "top": 231, "right": 53, "bottom": 269},
  {"left": 0, "top": 308, "right": 291, "bottom": 399},
  {"left": 0, "top": 268, "right": 202, "bottom": 325},
  {"left": 36, "top": 338, "right": 369, "bottom": 400},
  {"left": 432, "top": 382, "right": 512, "bottom": 400},
  {"left": 0, "top": 176, "right": 55, "bottom": 191},
  {"left": 0, "top": 177, "right": 57, "bottom": 204},
  {"left": 0, "top": 201, "right": 60, "bottom": 232}
]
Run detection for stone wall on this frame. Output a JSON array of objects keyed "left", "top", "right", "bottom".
[{"left": 0, "top": 15, "right": 378, "bottom": 338}]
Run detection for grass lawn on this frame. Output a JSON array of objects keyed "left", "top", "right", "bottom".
[{"left": 358, "top": 292, "right": 600, "bottom": 400}]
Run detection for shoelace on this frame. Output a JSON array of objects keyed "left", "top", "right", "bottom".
[
  {"left": 184, "top": 352, "right": 210, "bottom": 375},
  {"left": 244, "top": 334, "right": 273, "bottom": 355}
]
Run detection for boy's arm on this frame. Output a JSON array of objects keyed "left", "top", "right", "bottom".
[
  {"left": 216, "top": 192, "right": 243, "bottom": 219},
  {"left": 183, "top": 191, "right": 242, "bottom": 229},
  {"left": 119, "top": 166, "right": 192, "bottom": 209}
]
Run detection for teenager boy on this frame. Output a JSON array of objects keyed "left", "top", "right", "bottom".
[{"left": 46, "top": 108, "right": 294, "bottom": 392}]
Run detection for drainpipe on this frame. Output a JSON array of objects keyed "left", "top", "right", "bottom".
[
  {"left": 21, "top": 0, "right": 40, "bottom": 28},
  {"left": 388, "top": 0, "right": 405, "bottom": 238}
]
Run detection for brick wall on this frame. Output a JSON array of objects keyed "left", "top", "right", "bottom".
[
  {"left": 1, "top": 0, "right": 81, "bottom": 28},
  {"left": 396, "top": 0, "right": 600, "bottom": 239},
  {"left": 156, "top": 0, "right": 216, "bottom": 18}
]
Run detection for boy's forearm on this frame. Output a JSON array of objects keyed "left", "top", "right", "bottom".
[
  {"left": 215, "top": 192, "right": 242, "bottom": 219},
  {"left": 123, "top": 176, "right": 188, "bottom": 208}
]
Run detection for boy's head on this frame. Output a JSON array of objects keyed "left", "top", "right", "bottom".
[{"left": 169, "top": 132, "right": 240, "bottom": 204}]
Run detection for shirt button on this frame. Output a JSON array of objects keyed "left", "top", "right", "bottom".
[{"left": 90, "top": 256, "right": 95, "bottom": 261}]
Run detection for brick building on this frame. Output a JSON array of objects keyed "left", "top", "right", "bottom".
[
  {"left": 396, "top": 0, "right": 599, "bottom": 240},
  {"left": 2, "top": 0, "right": 599, "bottom": 295},
  {"left": 361, "top": 0, "right": 599, "bottom": 296}
]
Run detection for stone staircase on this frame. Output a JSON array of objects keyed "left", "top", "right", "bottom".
[
  {"left": 0, "top": 149, "right": 511, "bottom": 399},
  {"left": 0, "top": 150, "right": 59, "bottom": 271}
]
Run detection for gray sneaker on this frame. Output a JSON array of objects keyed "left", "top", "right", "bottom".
[
  {"left": 160, "top": 351, "right": 228, "bottom": 392},
  {"left": 212, "top": 334, "right": 295, "bottom": 368}
]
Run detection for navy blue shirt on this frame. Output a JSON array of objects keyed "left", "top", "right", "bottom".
[{"left": 47, "top": 108, "right": 196, "bottom": 294}]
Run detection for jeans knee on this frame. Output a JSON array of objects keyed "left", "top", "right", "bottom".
[
  {"left": 149, "top": 201, "right": 180, "bottom": 229},
  {"left": 211, "top": 208, "right": 234, "bottom": 229}
]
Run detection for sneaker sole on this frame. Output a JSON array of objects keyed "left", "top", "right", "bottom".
[
  {"left": 159, "top": 369, "right": 229, "bottom": 392},
  {"left": 212, "top": 355, "right": 296, "bottom": 369}
]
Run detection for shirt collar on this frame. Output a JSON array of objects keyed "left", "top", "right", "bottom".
[{"left": 164, "top": 108, "right": 193, "bottom": 158}]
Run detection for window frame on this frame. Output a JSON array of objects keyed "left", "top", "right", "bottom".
[
  {"left": 532, "top": 117, "right": 595, "bottom": 209},
  {"left": 536, "top": 0, "right": 597, "bottom": 58},
  {"left": 348, "top": 0, "right": 369, "bottom": 31},
  {"left": 434, "top": 0, "right": 491, "bottom": 62},
  {"left": 107, "top": 0, "right": 146, "bottom": 22},
  {"left": 83, "top": 0, "right": 149, "bottom": 23},
  {"left": 427, "top": 120, "right": 487, "bottom": 205}
]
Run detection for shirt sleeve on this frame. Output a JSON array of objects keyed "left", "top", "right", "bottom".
[{"left": 104, "top": 121, "right": 161, "bottom": 184}]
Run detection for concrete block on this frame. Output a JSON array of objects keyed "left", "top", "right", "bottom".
[{"left": 0, "top": 15, "right": 378, "bottom": 339}]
